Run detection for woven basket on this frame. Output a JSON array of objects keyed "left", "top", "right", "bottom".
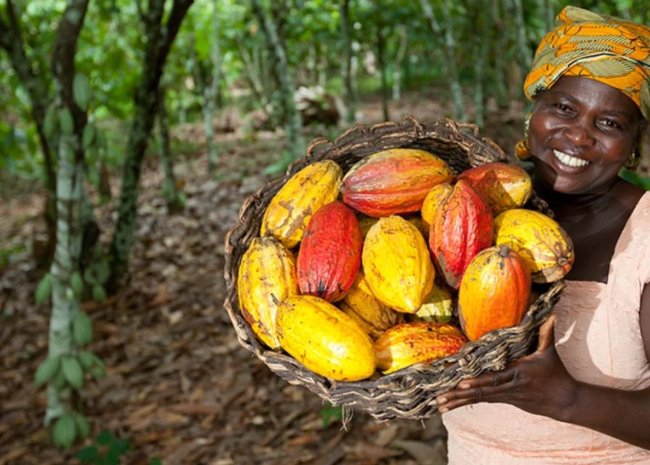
[{"left": 223, "top": 115, "right": 565, "bottom": 421}]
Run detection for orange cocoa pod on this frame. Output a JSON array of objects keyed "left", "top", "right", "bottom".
[
  {"left": 297, "top": 201, "right": 362, "bottom": 302},
  {"left": 261, "top": 160, "right": 342, "bottom": 249},
  {"left": 375, "top": 322, "right": 467, "bottom": 374},
  {"left": 237, "top": 237, "right": 299, "bottom": 350},
  {"left": 363, "top": 216, "right": 435, "bottom": 313},
  {"left": 421, "top": 183, "right": 453, "bottom": 233},
  {"left": 430, "top": 179, "right": 493, "bottom": 289},
  {"left": 277, "top": 295, "right": 376, "bottom": 381},
  {"left": 457, "top": 162, "right": 532, "bottom": 215},
  {"left": 338, "top": 270, "right": 404, "bottom": 339},
  {"left": 458, "top": 245, "right": 531, "bottom": 341},
  {"left": 341, "top": 148, "right": 454, "bottom": 217}
]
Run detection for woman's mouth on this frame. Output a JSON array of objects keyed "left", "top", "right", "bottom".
[{"left": 553, "top": 150, "right": 590, "bottom": 168}]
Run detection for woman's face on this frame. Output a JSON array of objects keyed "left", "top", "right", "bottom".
[{"left": 528, "top": 75, "right": 643, "bottom": 195}]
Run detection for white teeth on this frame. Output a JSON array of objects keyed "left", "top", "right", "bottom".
[{"left": 553, "top": 150, "right": 590, "bottom": 167}]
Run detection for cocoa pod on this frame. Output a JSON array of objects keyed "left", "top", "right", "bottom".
[
  {"left": 430, "top": 179, "right": 493, "bottom": 289},
  {"left": 261, "top": 160, "right": 342, "bottom": 249},
  {"left": 494, "top": 208, "right": 574, "bottom": 283},
  {"left": 276, "top": 295, "right": 376, "bottom": 381},
  {"left": 412, "top": 282, "right": 454, "bottom": 324},
  {"left": 341, "top": 148, "right": 454, "bottom": 217},
  {"left": 237, "top": 237, "right": 299, "bottom": 349},
  {"left": 363, "top": 216, "right": 435, "bottom": 313},
  {"left": 421, "top": 183, "right": 453, "bottom": 234},
  {"left": 375, "top": 322, "right": 467, "bottom": 374},
  {"left": 338, "top": 270, "right": 404, "bottom": 339},
  {"left": 297, "top": 201, "right": 362, "bottom": 302},
  {"left": 457, "top": 163, "right": 532, "bottom": 215},
  {"left": 458, "top": 245, "right": 531, "bottom": 341}
]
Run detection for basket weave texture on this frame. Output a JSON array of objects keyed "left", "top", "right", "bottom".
[{"left": 223, "top": 115, "right": 565, "bottom": 421}]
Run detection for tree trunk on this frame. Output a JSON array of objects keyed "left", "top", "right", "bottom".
[
  {"left": 251, "top": 0, "right": 304, "bottom": 160},
  {"left": 204, "top": 0, "right": 221, "bottom": 174},
  {"left": 491, "top": 0, "right": 509, "bottom": 109},
  {"left": 237, "top": 38, "right": 270, "bottom": 118},
  {"left": 0, "top": 0, "right": 58, "bottom": 265},
  {"left": 512, "top": 0, "right": 532, "bottom": 95},
  {"left": 376, "top": 26, "right": 390, "bottom": 122},
  {"left": 108, "top": 0, "right": 194, "bottom": 292},
  {"left": 473, "top": 2, "right": 489, "bottom": 129},
  {"left": 392, "top": 25, "right": 408, "bottom": 101},
  {"left": 339, "top": 0, "right": 356, "bottom": 124},
  {"left": 46, "top": 0, "right": 90, "bottom": 425},
  {"left": 158, "top": 86, "right": 183, "bottom": 212},
  {"left": 420, "top": 0, "right": 467, "bottom": 121}
]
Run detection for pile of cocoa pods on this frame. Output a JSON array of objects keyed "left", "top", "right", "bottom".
[{"left": 237, "top": 149, "right": 574, "bottom": 381}]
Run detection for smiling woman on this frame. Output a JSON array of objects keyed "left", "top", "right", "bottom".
[{"left": 436, "top": 6, "right": 650, "bottom": 465}]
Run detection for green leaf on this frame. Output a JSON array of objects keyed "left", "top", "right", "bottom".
[
  {"left": 76, "top": 446, "right": 99, "bottom": 463},
  {"left": 62, "top": 356, "right": 84, "bottom": 389},
  {"left": 44, "top": 105, "right": 59, "bottom": 139},
  {"left": 73, "top": 311, "right": 94, "bottom": 346},
  {"left": 35, "top": 273, "right": 52, "bottom": 305},
  {"left": 88, "top": 356, "right": 107, "bottom": 379},
  {"left": 94, "top": 259, "right": 110, "bottom": 284},
  {"left": 34, "top": 355, "right": 61, "bottom": 387},
  {"left": 104, "top": 448, "right": 121, "bottom": 465},
  {"left": 73, "top": 73, "right": 91, "bottom": 112},
  {"left": 59, "top": 108, "right": 74, "bottom": 136},
  {"left": 149, "top": 459, "right": 162, "bottom": 465},
  {"left": 77, "top": 350, "right": 95, "bottom": 370},
  {"left": 92, "top": 284, "right": 107, "bottom": 302},
  {"left": 95, "top": 129, "right": 107, "bottom": 151},
  {"left": 53, "top": 413, "right": 77, "bottom": 449},
  {"left": 70, "top": 271, "right": 84, "bottom": 296},
  {"left": 74, "top": 412, "right": 91, "bottom": 440},
  {"left": 320, "top": 403, "right": 343, "bottom": 428},
  {"left": 82, "top": 124, "right": 96, "bottom": 151},
  {"left": 95, "top": 430, "right": 115, "bottom": 446},
  {"left": 51, "top": 369, "right": 67, "bottom": 390},
  {"left": 114, "top": 438, "right": 131, "bottom": 454}
]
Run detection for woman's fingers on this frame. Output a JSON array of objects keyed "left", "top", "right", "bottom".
[
  {"left": 436, "top": 369, "right": 516, "bottom": 411},
  {"left": 536, "top": 313, "right": 557, "bottom": 353}
]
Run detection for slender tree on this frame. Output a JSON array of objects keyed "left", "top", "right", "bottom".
[
  {"left": 339, "top": 0, "right": 356, "bottom": 124},
  {"left": 108, "top": 0, "right": 194, "bottom": 292},
  {"left": 250, "top": 0, "right": 304, "bottom": 160},
  {"left": 158, "top": 85, "right": 184, "bottom": 212}
]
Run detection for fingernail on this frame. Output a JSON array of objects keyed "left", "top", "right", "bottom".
[
  {"left": 439, "top": 407, "right": 449, "bottom": 413},
  {"left": 459, "top": 383, "right": 470, "bottom": 389},
  {"left": 437, "top": 397, "right": 448, "bottom": 404}
]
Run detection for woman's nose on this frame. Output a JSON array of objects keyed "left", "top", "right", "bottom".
[{"left": 562, "top": 119, "right": 596, "bottom": 146}]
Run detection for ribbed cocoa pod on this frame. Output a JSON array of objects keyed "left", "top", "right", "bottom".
[
  {"left": 457, "top": 162, "right": 532, "bottom": 215},
  {"left": 359, "top": 215, "right": 426, "bottom": 240},
  {"left": 412, "top": 282, "right": 454, "bottom": 323},
  {"left": 421, "top": 183, "right": 453, "bottom": 234},
  {"left": 276, "top": 295, "right": 376, "bottom": 381},
  {"left": 297, "top": 201, "right": 362, "bottom": 302},
  {"left": 237, "top": 237, "right": 299, "bottom": 350},
  {"left": 375, "top": 322, "right": 467, "bottom": 374},
  {"left": 430, "top": 179, "right": 493, "bottom": 289},
  {"left": 341, "top": 148, "right": 454, "bottom": 217},
  {"left": 458, "top": 245, "right": 531, "bottom": 341},
  {"left": 494, "top": 209, "right": 574, "bottom": 283},
  {"left": 338, "top": 270, "right": 404, "bottom": 339},
  {"left": 261, "top": 160, "right": 342, "bottom": 249},
  {"left": 363, "top": 216, "right": 435, "bottom": 313}
]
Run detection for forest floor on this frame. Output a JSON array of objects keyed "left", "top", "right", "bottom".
[{"left": 0, "top": 90, "right": 569, "bottom": 465}]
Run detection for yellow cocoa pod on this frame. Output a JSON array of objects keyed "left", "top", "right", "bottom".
[
  {"left": 494, "top": 209, "right": 574, "bottom": 283},
  {"left": 261, "top": 160, "right": 342, "bottom": 248},
  {"left": 276, "top": 295, "right": 376, "bottom": 381},
  {"left": 412, "top": 282, "right": 454, "bottom": 323},
  {"left": 338, "top": 270, "right": 404, "bottom": 339},
  {"left": 421, "top": 183, "right": 453, "bottom": 233},
  {"left": 375, "top": 322, "right": 467, "bottom": 374},
  {"left": 363, "top": 216, "right": 434, "bottom": 313},
  {"left": 237, "top": 237, "right": 299, "bottom": 350}
]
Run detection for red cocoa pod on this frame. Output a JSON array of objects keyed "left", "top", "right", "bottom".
[
  {"left": 430, "top": 179, "right": 493, "bottom": 289},
  {"left": 340, "top": 148, "right": 454, "bottom": 217},
  {"left": 297, "top": 201, "right": 363, "bottom": 302}
]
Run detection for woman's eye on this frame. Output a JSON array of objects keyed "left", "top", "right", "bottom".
[
  {"left": 553, "top": 103, "right": 573, "bottom": 114},
  {"left": 598, "top": 118, "right": 622, "bottom": 130}
]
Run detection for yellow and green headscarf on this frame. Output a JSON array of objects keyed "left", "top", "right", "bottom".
[{"left": 524, "top": 6, "right": 650, "bottom": 120}]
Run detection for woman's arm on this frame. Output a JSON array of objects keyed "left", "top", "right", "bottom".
[{"left": 437, "top": 283, "right": 650, "bottom": 450}]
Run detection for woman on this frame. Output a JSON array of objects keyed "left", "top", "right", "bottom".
[{"left": 437, "top": 6, "right": 650, "bottom": 464}]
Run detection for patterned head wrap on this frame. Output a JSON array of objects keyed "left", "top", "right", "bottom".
[{"left": 524, "top": 6, "right": 650, "bottom": 120}]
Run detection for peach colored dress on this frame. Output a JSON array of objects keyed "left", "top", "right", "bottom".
[{"left": 443, "top": 191, "right": 650, "bottom": 465}]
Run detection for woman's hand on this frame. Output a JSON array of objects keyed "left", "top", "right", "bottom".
[{"left": 436, "top": 315, "right": 580, "bottom": 422}]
